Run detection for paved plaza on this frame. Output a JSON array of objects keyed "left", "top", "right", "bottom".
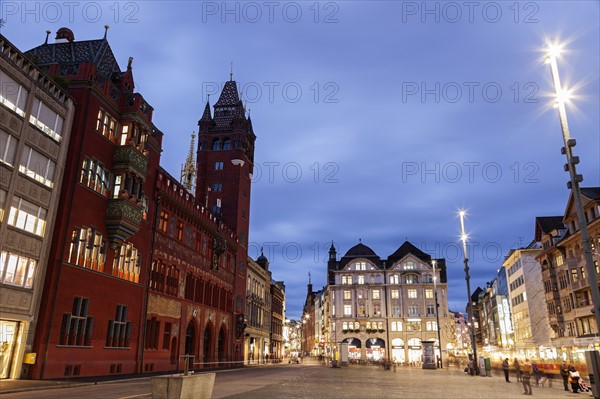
[{"left": 0, "top": 361, "right": 595, "bottom": 399}]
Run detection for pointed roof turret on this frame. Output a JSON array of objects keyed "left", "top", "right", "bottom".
[
  {"left": 213, "top": 80, "right": 245, "bottom": 128},
  {"left": 200, "top": 100, "right": 212, "bottom": 121},
  {"left": 247, "top": 114, "right": 255, "bottom": 135},
  {"left": 214, "top": 80, "right": 242, "bottom": 108}
]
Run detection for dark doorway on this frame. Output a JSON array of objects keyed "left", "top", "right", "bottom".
[
  {"left": 203, "top": 325, "right": 212, "bottom": 366},
  {"left": 218, "top": 326, "right": 226, "bottom": 365},
  {"left": 170, "top": 337, "right": 178, "bottom": 365},
  {"left": 185, "top": 321, "right": 195, "bottom": 370}
]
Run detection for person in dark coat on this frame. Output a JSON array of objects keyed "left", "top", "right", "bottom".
[
  {"left": 560, "top": 362, "right": 569, "bottom": 391},
  {"left": 502, "top": 358, "right": 511, "bottom": 382},
  {"left": 513, "top": 358, "right": 521, "bottom": 382},
  {"left": 569, "top": 365, "right": 581, "bottom": 393}
]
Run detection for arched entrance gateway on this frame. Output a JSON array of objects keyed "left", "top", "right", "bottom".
[
  {"left": 185, "top": 321, "right": 195, "bottom": 370},
  {"left": 366, "top": 338, "right": 385, "bottom": 362},
  {"left": 217, "top": 326, "right": 226, "bottom": 365},
  {"left": 203, "top": 324, "right": 212, "bottom": 366},
  {"left": 342, "top": 338, "right": 362, "bottom": 361},
  {"left": 391, "top": 338, "right": 405, "bottom": 365},
  {"left": 408, "top": 338, "right": 422, "bottom": 365}
]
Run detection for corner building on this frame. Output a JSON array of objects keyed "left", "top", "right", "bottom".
[
  {"left": 0, "top": 34, "right": 75, "bottom": 379},
  {"left": 328, "top": 241, "right": 451, "bottom": 365},
  {"left": 24, "top": 28, "right": 163, "bottom": 379}
]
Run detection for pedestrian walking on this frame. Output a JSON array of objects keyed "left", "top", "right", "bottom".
[
  {"left": 502, "top": 358, "right": 511, "bottom": 382},
  {"left": 521, "top": 359, "right": 533, "bottom": 395},
  {"left": 560, "top": 362, "right": 570, "bottom": 391},
  {"left": 513, "top": 358, "right": 521, "bottom": 382},
  {"left": 568, "top": 365, "right": 581, "bottom": 393},
  {"left": 532, "top": 362, "right": 540, "bottom": 385}
]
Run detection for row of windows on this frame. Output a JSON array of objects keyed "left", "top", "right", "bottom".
[
  {"left": 68, "top": 226, "right": 107, "bottom": 272},
  {"left": 184, "top": 273, "right": 233, "bottom": 312},
  {"left": 0, "top": 71, "right": 28, "bottom": 116},
  {"left": 341, "top": 288, "right": 435, "bottom": 300},
  {"left": 60, "top": 297, "right": 131, "bottom": 348},
  {"left": 150, "top": 261, "right": 179, "bottom": 296},
  {"left": 30, "top": 97, "right": 64, "bottom": 142},
  {"left": 340, "top": 273, "right": 430, "bottom": 285},
  {"left": 7, "top": 195, "right": 47, "bottom": 236},
  {"left": 1, "top": 130, "right": 57, "bottom": 188},
  {"left": 1, "top": 73, "right": 65, "bottom": 143},
  {"left": 66, "top": 226, "right": 140, "bottom": 283},
  {"left": 157, "top": 210, "right": 233, "bottom": 271},
  {"left": 0, "top": 251, "right": 36, "bottom": 289},
  {"left": 512, "top": 292, "right": 526, "bottom": 307},
  {"left": 112, "top": 242, "right": 141, "bottom": 283},
  {"left": 95, "top": 109, "right": 149, "bottom": 151},
  {"left": 509, "top": 275, "right": 524, "bottom": 291},
  {"left": 338, "top": 320, "right": 438, "bottom": 332},
  {"left": 507, "top": 260, "right": 522, "bottom": 277},
  {"left": 340, "top": 304, "right": 435, "bottom": 317}
]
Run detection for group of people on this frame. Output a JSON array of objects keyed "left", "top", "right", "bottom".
[
  {"left": 501, "top": 358, "right": 586, "bottom": 395},
  {"left": 560, "top": 362, "right": 585, "bottom": 394}
]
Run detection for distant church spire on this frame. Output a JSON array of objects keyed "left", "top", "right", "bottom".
[{"left": 180, "top": 132, "right": 196, "bottom": 192}]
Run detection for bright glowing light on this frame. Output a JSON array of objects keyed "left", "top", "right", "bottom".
[
  {"left": 556, "top": 89, "right": 572, "bottom": 105},
  {"left": 548, "top": 43, "right": 562, "bottom": 58},
  {"left": 458, "top": 210, "right": 466, "bottom": 217},
  {"left": 461, "top": 233, "right": 469, "bottom": 242}
]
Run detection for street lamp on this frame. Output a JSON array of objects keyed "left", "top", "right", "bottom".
[
  {"left": 432, "top": 260, "right": 443, "bottom": 369},
  {"left": 459, "top": 210, "right": 478, "bottom": 375},
  {"left": 545, "top": 42, "right": 600, "bottom": 336}
]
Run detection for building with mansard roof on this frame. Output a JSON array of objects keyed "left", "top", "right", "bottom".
[{"left": 327, "top": 241, "right": 451, "bottom": 366}]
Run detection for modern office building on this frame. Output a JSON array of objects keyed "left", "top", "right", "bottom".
[{"left": 0, "top": 34, "right": 75, "bottom": 379}]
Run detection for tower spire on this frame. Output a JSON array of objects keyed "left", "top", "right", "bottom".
[
  {"left": 229, "top": 61, "right": 233, "bottom": 81},
  {"left": 180, "top": 132, "right": 196, "bottom": 192}
]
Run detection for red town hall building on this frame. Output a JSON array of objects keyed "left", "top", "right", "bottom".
[{"left": 23, "top": 28, "right": 254, "bottom": 378}]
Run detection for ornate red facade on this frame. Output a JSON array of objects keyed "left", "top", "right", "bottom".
[{"left": 22, "top": 29, "right": 254, "bottom": 378}]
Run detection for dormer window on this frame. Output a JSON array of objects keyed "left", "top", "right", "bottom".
[
  {"left": 355, "top": 262, "right": 366, "bottom": 270},
  {"left": 404, "top": 261, "right": 415, "bottom": 270}
]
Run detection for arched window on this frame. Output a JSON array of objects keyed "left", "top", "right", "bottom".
[
  {"left": 223, "top": 138, "right": 231, "bottom": 150},
  {"left": 212, "top": 139, "right": 221, "bottom": 150},
  {"left": 366, "top": 322, "right": 371, "bottom": 330},
  {"left": 342, "top": 322, "right": 348, "bottom": 331}
]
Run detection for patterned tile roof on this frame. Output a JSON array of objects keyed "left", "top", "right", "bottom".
[
  {"left": 214, "top": 80, "right": 241, "bottom": 107},
  {"left": 25, "top": 38, "right": 121, "bottom": 79}
]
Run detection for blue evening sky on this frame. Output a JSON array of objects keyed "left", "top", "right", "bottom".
[{"left": 3, "top": 1, "right": 599, "bottom": 320}]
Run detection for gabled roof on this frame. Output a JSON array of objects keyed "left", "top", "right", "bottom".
[
  {"left": 534, "top": 216, "right": 564, "bottom": 241},
  {"left": 581, "top": 187, "right": 600, "bottom": 200},
  {"left": 563, "top": 187, "right": 600, "bottom": 221},
  {"left": 25, "top": 37, "right": 121, "bottom": 80},
  {"left": 386, "top": 241, "right": 431, "bottom": 267}
]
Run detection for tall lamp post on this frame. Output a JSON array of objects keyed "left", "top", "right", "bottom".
[
  {"left": 546, "top": 43, "right": 600, "bottom": 336},
  {"left": 432, "top": 260, "right": 443, "bottom": 369},
  {"left": 459, "top": 210, "right": 478, "bottom": 375}
]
